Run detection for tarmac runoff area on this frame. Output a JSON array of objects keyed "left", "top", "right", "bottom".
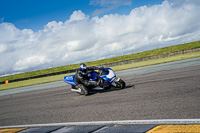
[
  {"left": 1, "top": 58, "right": 200, "bottom": 132},
  {"left": 0, "top": 119, "right": 200, "bottom": 132}
]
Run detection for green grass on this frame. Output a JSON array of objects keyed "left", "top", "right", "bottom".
[
  {"left": 0, "top": 40, "right": 200, "bottom": 83},
  {"left": 1, "top": 51, "right": 200, "bottom": 91}
]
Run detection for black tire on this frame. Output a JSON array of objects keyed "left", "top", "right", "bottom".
[
  {"left": 115, "top": 79, "right": 126, "bottom": 89},
  {"left": 79, "top": 84, "right": 89, "bottom": 96}
]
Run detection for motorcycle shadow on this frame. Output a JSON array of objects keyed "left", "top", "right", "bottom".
[{"left": 89, "top": 85, "right": 134, "bottom": 95}]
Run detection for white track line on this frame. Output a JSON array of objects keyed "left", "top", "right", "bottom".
[{"left": 1, "top": 119, "right": 200, "bottom": 129}]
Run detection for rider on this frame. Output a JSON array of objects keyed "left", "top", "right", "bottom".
[{"left": 74, "top": 63, "right": 102, "bottom": 95}]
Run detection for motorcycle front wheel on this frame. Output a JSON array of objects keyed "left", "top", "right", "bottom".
[{"left": 115, "top": 79, "right": 126, "bottom": 89}]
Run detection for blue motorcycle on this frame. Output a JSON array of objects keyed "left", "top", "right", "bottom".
[{"left": 63, "top": 67, "right": 126, "bottom": 95}]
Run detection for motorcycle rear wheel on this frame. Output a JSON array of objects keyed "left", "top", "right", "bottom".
[{"left": 79, "top": 84, "right": 89, "bottom": 96}]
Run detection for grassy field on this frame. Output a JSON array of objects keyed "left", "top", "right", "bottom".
[
  {"left": 0, "top": 40, "right": 200, "bottom": 83},
  {"left": 1, "top": 51, "right": 200, "bottom": 91}
]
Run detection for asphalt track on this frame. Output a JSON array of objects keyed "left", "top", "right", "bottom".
[{"left": 0, "top": 58, "right": 200, "bottom": 128}]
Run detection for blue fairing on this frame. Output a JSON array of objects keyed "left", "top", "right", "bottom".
[
  {"left": 89, "top": 71, "right": 99, "bottom": 81},
  {"left": 102, "top": 68, "right": 116, "bottom": 85},
  {"left": 63, "top": 75, "right": 77, "bottom": 86}
]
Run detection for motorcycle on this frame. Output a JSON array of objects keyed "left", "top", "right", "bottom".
[{"left": 63, "top": 67, "right": 126, "bottom": 95}]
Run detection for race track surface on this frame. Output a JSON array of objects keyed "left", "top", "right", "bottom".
[{"left": 0, "top": 58, "right": 200, "bottom": 126}]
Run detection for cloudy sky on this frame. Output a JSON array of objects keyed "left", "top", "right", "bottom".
[{"left": 0, "top": 0, "right": 200, "bottom": 76}]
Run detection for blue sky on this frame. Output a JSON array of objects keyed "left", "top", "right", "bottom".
[
  {"left": 0, "top": 0, "right": 200, "bottom": 75},
  {"left": 0, "top": 0, "right": 163, "bottom": 31}
]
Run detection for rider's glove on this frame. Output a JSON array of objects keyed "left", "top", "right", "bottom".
[{"left": 87, "top": 73, "right": 92, "bottom": 77}]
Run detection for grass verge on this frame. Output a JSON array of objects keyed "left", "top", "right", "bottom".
[{"left": 1, "top": 51, "right": 200, "bottom": 91}]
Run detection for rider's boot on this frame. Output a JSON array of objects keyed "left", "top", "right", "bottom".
[{"left": 71, "top": 85, "right": 82, "bottom": 93}]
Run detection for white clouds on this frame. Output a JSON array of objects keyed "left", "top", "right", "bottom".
[
  {"left": 13, "top": 55, "right": 52, "bottom": 71},
  {"left": 0, "top": 44, "right": 7, "bottom": 53},
  {"left": 44, "top": 21, "right": 64, "bottom": 33},
  {"left": 67, "top": 10, "right": 89, "bottom": 23},
  {"left": 67, "top": 41, "right": 81, "bottom": 51},
  {"left": 0, "top": 0, "right": 200, "bottom": 75}
]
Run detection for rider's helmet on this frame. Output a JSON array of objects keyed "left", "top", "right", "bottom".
[{"left": 79, "top": 63, "right": 87, "bottom": 75}]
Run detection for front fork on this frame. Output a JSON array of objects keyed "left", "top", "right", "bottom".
[{"left": 111, "top": 77, "right": 120, "bottom": 87}]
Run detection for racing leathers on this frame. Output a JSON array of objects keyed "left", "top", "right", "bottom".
[{"left": 74, "top": 66, "right": 100, "bottom": 88}]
